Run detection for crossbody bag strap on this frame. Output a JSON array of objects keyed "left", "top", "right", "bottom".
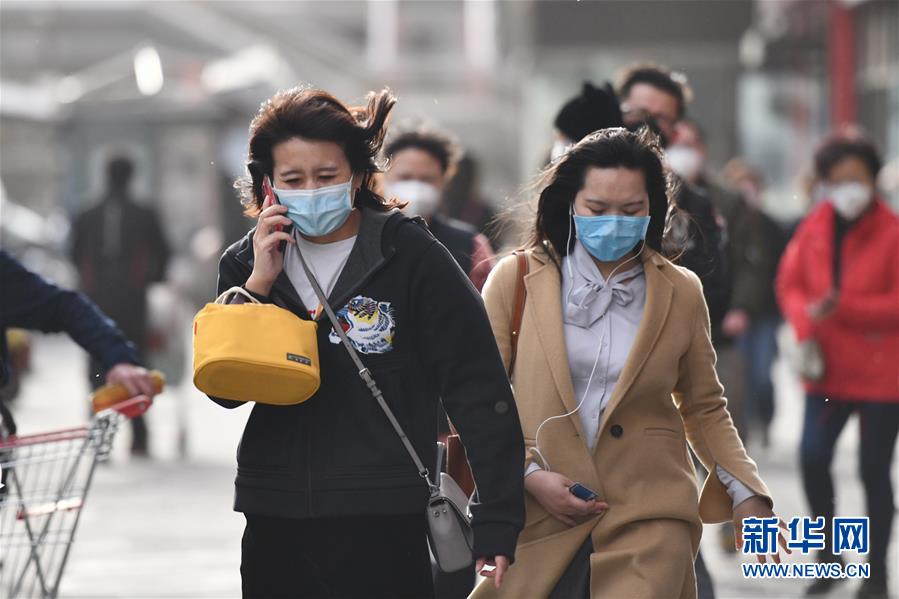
[
  {"left": 448, "top": 251, "right": 528, "bottom": 436},
  {"left": 294, "top": 244, "right": 439, "bottom": 496},
  {"left": 507, "top": 251, "right": 529, "bottom": 377}
]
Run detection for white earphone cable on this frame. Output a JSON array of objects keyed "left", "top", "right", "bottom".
[{"left": 532, "top": 206, "right": 645, "bottom": 472}]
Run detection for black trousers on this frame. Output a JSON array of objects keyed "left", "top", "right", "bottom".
[
  {"left": 241, "top": 513, "right": 435, "bottom": 599},
  {"left": 800, "top": 394, "right": 899, "bottom": 580}
]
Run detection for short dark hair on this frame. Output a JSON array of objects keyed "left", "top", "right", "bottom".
[
  {"left": 384, "top": 125, "right": 462, "bottom": 175},
  {"left": 527, "top": 127, "right": 676, "bottom": 259},
  {"left": 813, "top": 132, "right": 882, "bottom": 181},
  {"left": 106, "top": 156, "right": 134, "bottom": 188},
  {"left": 617, "top": 62, "right": 693, "bottom": 118}
]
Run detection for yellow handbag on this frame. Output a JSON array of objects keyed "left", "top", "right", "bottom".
[{"left": 192, "top": 287, "right": 320, "bottom": 405}]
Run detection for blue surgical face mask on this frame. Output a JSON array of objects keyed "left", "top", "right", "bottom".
[
  {"left": 573, "top": 211, "right": 651, "bottom": 262},
  {"left": 274, "top": 178, "right": 354, "bottom": 237}
]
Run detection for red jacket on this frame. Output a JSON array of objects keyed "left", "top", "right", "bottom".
[{"left": 777, "top": 199, "right": 899, "bottom": 402}]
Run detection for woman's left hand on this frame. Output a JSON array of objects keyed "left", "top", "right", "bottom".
[{"left": 732, "top": 496, "right": 792, "bottom": 564}]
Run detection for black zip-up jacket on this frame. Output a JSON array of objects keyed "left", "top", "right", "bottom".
[
  {"left": 210, "top": 207, "right": 525, "bottom": 561},
  {"left": 669, "top": 182, "right": 731, "bottom": 341}
]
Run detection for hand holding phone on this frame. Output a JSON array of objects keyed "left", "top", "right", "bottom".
[
  {"left": 263, "top": 175, "right": 292, "bottom": 252},
  {"left": 569, "top": 482, "right": 599, "bottom": 502},
  {"left": 245, "top": 176, "right": 293, "bottom": 296},
  {"left": 262, "top": 175, "right": 278, "bottom": 221},
  {"left": 524, "top": 471, "right": 607, "bottom": 527}
]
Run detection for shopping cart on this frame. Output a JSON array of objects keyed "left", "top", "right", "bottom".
[{"left": 0, "top": 391, "right": 154, "bottom": 599}]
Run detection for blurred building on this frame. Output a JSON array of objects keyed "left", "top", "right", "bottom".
[
  {"left": 736, "top": 0, "right": 899, "bottom": 217},
  {"left": 1, "top": 0, "right": 896, "bottom": 264}
]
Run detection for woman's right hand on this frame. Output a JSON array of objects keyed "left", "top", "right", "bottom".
[
  {"left": 245, "top": 194, "right": 295, "bottom": 297},
  {"left": 524, "top": 470, "right": 608, "bottom": 527}
]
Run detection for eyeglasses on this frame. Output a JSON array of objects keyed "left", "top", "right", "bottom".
[{"left": 622, "top": 107, "right": 678, "bottom": 132}]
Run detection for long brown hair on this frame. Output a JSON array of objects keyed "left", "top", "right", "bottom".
[{"left": 237, "top": 86, "right": 402, "bottom": 216}]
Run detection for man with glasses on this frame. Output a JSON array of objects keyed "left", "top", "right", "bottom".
[{"left": 618, "top": 63, "right": 731, "bottom": 343}]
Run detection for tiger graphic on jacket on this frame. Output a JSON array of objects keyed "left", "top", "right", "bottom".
[{"left": 328, "top": 295, "right": 396, "bottom": 354}]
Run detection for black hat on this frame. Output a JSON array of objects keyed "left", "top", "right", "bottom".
[{"left": 554, "top": 81, "right": 623, "bottom": 143}]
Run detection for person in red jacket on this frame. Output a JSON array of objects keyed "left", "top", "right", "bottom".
[{"left": 777, "top": 132, "right": 899, "bottom": 599}]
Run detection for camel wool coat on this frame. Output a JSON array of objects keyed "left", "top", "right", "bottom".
[{"left": 472, "top": 246, "right": 772, "bottom": 599}]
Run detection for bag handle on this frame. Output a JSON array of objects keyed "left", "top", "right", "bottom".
[
  {"left": 294, "top": 243, "right": 439, "bottom": 496},
  {"left": 215, "top": 286, "right": 261, "bottom": 305}
]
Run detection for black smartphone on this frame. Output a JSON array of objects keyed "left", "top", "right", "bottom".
[
  {"left": 263, "top": 175, "right": 293, "bottom": 251},
  {"left": 569, "top": 482, "right": 599, "bottom": 502}
]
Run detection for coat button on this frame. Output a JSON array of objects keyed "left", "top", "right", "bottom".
[{"left": 610, "top": 424, "right": 623, "bottom": 438}]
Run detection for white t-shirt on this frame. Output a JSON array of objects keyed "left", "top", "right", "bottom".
[{"left": 283, "top": 232, "right": 357, "bottom": 318}]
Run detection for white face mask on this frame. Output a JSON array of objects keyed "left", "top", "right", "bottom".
[
  {"left": 385, "top": 180, "right": 441, "bottom": 218},
  {"left": 665, "top": 145, "right": 703, "bottom": 180},
  {"left": 829, "top": 182, "right": 872, "bottom": 220}
]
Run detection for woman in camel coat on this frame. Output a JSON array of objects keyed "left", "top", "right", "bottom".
[{"left": 473, "top": 128, "right": 785, "bottom": 599}]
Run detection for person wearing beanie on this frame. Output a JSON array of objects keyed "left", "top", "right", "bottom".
[{"left": 551, "top": 81, "right": 623, "bottom": 162}]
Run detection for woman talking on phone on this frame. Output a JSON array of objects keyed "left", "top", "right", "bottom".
[
  {"left": 209, "top": 87, "right": 524, "bottom": 598},
  {"left": 474, "top": 127, "right": 786, "bottom": 598}
]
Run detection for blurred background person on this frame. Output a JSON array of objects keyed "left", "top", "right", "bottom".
[
  {"left": 617, "top": 63, "right": 731, "bottom": 341},
  {"left": 550, "top": 81, "right": 624, "bottom": 162},
  {"left": 777, "top": 132, "right": 899, "bottom": 599},
  {"left": 720, "top": 158, "right": 787, "bottom": 447},
  {"left": 383, "top": 124, "right": 496, "bottom": 291},
  {"left": 442, "top": 154, "right": 503, "bottom": 250},
  {"left": 71, "top": 155, "right": 170, "bottom": 456},
  {"left": 668, "top": 119, "right": 745, "bottom": 255},
  {"left": 669, "top": 118, "right": 754, "bottom": 434}
]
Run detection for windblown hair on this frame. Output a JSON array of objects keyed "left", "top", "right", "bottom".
[{"left": 237, "top": 86, "right": 401, "bottom": 216}]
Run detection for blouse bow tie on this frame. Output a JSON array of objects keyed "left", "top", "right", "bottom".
[{"left": 565, "top": 279, "right": 636, "bottom": 329}]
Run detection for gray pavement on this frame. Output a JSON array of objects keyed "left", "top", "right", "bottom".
[{"left": 4, "top": 333, "right": 898, "bottom": 598}]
